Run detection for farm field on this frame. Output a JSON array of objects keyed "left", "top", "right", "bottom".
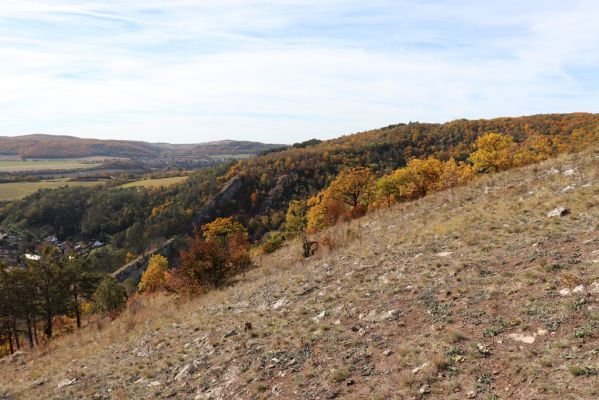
[
  {"left": 0, "top": 159, "right": 99, "bottom": 172},
  {"left": 119, "top": 176, "right": 187, "bottom": 188},
  {"left": 0, "top": 179, "right": 102, "bottom": 201}
]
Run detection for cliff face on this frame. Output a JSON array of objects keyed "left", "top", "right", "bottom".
[{"left": 111, "top": 238, "right": 177, "bottom": 284}]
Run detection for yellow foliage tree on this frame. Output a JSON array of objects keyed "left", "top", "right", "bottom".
[
  {"left": 437, "top": 158, "right": 475, "bottom": 190},
  {"left": 469, "top": 133, "right": 516, "bottom": 172},
  {"left": 202, "top": 217, "right": 248, "bottom": 244},
  {"left": 513, "top": 135, "right": 558, "bottom": 167},
  {"left": 138, "top": 254, "right": 169, "bottom": 293}
]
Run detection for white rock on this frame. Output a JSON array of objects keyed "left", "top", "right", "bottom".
[
  {"left": 312, "top": 310, "right": 326, "bottom": 323},
  {"left": 436, "top": 251, "right": 453, "bottom": 257},
  {"left": 272, "top": 298, "right": 287, "bottom": 310},
  {"left": 412, "top": 362, "right": 429, "bottom": 374},
  {"left": 508, "top": 333, "right": 535, "bottom": 344},
  {"left": 572, "top": 285, "right": 585, "bottom": 294},
  {"left": 563, "top": 169, "right": 576, "bottom": 176},
  {"left": 547, "top": 207, "right": 570, "bottom": 218},
  {"left": 589, "top": 281, "right": 599, "bottom": 294},
  {"left": 559, "top": 288, "right": 571, "bottom": 296},
  {"left": 175, "top": 364, "right": 191, "bottom": 381},
  {"left": 562, "top": 185, "right": 575, "bottom": 193},
  {"left": 547, "top": 168, "right": 559, "bottom": 175},
  {"left": 147, "top": 381, "right": 161, "bottom": 387},
  {"left": 57, "top": 378, "right": 76, "bottom": 389}
]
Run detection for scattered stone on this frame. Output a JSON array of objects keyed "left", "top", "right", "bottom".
[
  {"left": 175, "top": 364, "right": 193, "bottom": 381},
  {"left": 563, "top": 169, "right": 576, "bottom": 176},
  {"left": 508, "top": 333, "right": 535, "bottom": 344},
  {"left": 589, "top": 281, "right": 599, "bottom": 294},
  {"left": 419, "top": 384, "right": 431, "bottom": 395},
  {"left": 477, "top": 343, "right": 491, "bottom": 356},
  {"left": 467, "top": 390, "right": 477, "bottom": 398},
  {"left": 412, "top": 362, "right": 429, "bottom": 374},
  {"left": 224, "top": 330, "right": 237, "bottom": 338},
  {"left": 272, "top": 298, "right": 287, "bottom": 310},
  {"left": 7, "top": 350, "right": 28, "bottom": 364},
  {"left": 547, "top": 167, "right": 559, "bottom": 175},
  {"left": 147, "top": 381, "right": 161, "bottom": 387},
  {"left": 572, "top": 285, "right": 585, "bottom": 294},
  {"left": 345, "top": 378, "right": 355, "bottom": 386},
  {"left": 547, "top": 207, "right": 570, "bottom": 218},
  {"left": 57, "top": 378, "right": 76, "bottom": 389},
  {"left": 383, "top": 350, "right": 393, "bottom": 357},
  {"left": 30, "top": 379, "right": 46, "bottom": 387},
  {"left": 436, "top": 251, "right": 453, "bottom": 257},
  {"left": 562, "top": 185, "right": 575, "bottom": 193},
  {"left": 312, "top": 310, "right": 326, "bottom": 323},
  {"left": 559, "top": 288, "right": 571, "bottom": 297}
]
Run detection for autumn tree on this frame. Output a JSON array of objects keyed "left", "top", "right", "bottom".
[
  {"left": 306, "top": 167, "right": 375, "bottom": 231},
  {"left": 437, "top": 158, "right": 475, "bottom": 190},
  {"left": 469, "top": 133, "right": 516, "bottom": 172},
  {"left": 178, "top": 219, "right": 251, "bottom": 292},
  {"left": 138, "top": 254, "right": 169, "bottom": 293},
  {"left": 202, "top": 217, "right": 248, "bottom": 244},
  {"left": 513, "top": 135, "right": 558, "bottom": 167}
]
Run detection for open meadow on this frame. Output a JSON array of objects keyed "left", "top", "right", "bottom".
[
  {"left": 119, "top": 176, "right": 187, "bottom": 188},
  {"left": 0, "top": 179, "right": 103, "bottom": 201},
  {"left": 0, "top": 159, "right": 99, "bottom": 173}
]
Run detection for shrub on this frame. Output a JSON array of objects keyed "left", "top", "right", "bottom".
[
  {"left": 92, "top": 276, "right": 128, "bottom": 318},
  {"left": 261, "top": 231, "right": 285, "bottom": 254}
]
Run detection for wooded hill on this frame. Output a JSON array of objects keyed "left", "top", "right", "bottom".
[
  {"left": 1, "top": 113, "right": 598, "bottom": 275},
  {"left": 0, "top": 134, "right": 283, "bottom": 159}
]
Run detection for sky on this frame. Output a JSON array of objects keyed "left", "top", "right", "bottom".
[{"left": 0, "top": 1, "right": 598, "bottom": 144}]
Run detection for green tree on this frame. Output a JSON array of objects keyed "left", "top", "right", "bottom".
[
  {"left": 284, "top": 200, "right": 307, "bottom": 238},
  {"left": 92, "top": 276, "right": 127, "bottom": 318}
]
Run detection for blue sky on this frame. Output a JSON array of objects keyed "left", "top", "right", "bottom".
[{"left": 0, "top": 0, "right": 598, "bottom": 144}]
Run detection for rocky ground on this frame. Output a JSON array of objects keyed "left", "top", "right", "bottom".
[{"left": 1, "top": 149, "right": 599, "bottom": 399}]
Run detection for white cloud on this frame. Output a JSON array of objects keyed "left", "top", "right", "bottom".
[{"left": 0, "top": 0, "right": 597, "bottom": 143}]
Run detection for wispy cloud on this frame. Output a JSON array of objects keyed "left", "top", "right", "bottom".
[{"left": 0, "top": 0, "right": 598, "bottom": 143}]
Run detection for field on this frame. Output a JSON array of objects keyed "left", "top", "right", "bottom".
[
  {"left": 119, "top": 176, "right": 187, "bottom": 188},
  {"left": 0, "top": 179, "right": 102, "bottom": 201},
  {"left": 0, "top": 159, "right": 99, "bottom": 172}
]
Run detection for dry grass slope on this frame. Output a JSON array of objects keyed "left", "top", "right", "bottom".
[{"left": 2, "top": 149, "right": 599, "bottom": 399}]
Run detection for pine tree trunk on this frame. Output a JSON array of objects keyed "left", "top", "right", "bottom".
[
  {"left": 75, "top": 293, "right": 82, "bottom": 329},
  {"left": 12, "top": 319, "right": 20, "bottom": 350},
  {"left": 7, "top": 329, "right": 14, "bottom": 354},
  {"left": 25, "top": 314, "right": 34, "bottom": 349},
  {"left": 45, "top": 310, "right": 53, "bottom": 339},
  {"left": 33, "top": 317, "right": 39, "bottom": 346}
]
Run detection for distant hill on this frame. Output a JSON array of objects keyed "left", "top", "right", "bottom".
[{"left": 0, "top": 134, "right": 283, "bottom": 159}]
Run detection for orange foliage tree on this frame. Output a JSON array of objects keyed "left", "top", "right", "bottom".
[
  {"left": 177, "top": 218, "right": 251, "bottom": 292},
  {"left": 306, "top": 167, "right": 375, "bottom": 231}
]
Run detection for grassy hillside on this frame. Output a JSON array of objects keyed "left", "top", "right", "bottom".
[{"left": 2, "top": 147, "right": 598, "bottom": 399}]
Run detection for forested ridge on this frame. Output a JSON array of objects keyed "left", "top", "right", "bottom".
[{"left": 2, "top": 113, "right": 598, "bottom": 272}]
